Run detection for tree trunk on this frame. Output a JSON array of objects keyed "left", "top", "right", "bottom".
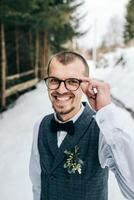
[
  {"left": 15, "top": 27, "right": 20, "bottom": 73},
  {"left": 44, "top": 30, "right": 49, "bottom": 77},
  {"left": 39, "top": 31, "right": 49, "bottom": 78},
  {"left": 1, "top": 22, "right": 7, "bottom": 108},
  {"left": 39, "top": 33, "right": 44, "bottom": 78},
  {"left": 29, "top": 30, "right": 34, "bottom": 69},
  {"left": 35, "top": 31, "right": 39, "bottom": 78}
]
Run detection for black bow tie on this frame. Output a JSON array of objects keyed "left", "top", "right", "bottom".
[{"left": 51, "top": 119, "right": 74, "bottom": 135}]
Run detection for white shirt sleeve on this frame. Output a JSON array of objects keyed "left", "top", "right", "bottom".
[
  {"left": 95, "top": 103, "right": 134, "bottom": 199},
  {"left": 29, "top": 120, "right": 41, "bottom": 200}
]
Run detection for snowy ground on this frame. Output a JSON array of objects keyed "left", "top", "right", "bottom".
[{"left": 0, "top": 47, "right": 134, "bottom": 200}]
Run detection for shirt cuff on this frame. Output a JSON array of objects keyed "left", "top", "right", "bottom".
[{"left": 95, "top": 103, "right": 120, "bottom": 145}]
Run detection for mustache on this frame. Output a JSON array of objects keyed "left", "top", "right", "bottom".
[{"left": 51, "top": 91, "right": 74, "bottom": 96}]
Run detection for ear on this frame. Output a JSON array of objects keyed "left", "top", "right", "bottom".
[{"left": 80, "top": 81, "right": 89, "bottom": 94}]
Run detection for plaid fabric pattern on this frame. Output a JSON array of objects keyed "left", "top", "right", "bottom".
[{"left": 38, "top": 102, "right": 108, "bottom": 200}]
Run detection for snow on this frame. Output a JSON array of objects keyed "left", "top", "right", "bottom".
[
  {"left": 88, "top": 47, "right": 134, "bottom": 109},
  {"left": 0, "top": 47, "right": 134, "bottom": 200},
  {"left": 0, "top": 84, "right": 52, "bottom": 200},
  {"left": 77, "top": 0, "right": 128, "bottom": 48}
]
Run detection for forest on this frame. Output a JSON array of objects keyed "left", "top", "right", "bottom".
[
  {"left": 0, "top": 0, "right": 84, "bottom": 110},
  {"left": 0, "top": 0, "right": 134, "bottom": 111}
]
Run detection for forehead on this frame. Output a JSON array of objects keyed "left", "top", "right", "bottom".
[{"left": 49, "top": 58, "right": 85, "bottom": 78}]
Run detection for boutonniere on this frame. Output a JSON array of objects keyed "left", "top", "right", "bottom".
[{"left": 64, "top": 145, "right": 84, "bottom": 174}]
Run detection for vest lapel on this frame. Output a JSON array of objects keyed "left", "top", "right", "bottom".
[
  {"left": 38, "top": 115, "right": 58, "bottom": 172},
  {"left": 50, "top": 103, "right": 95, "bottom": 173},
  {"left": 46, "top": 116, "right": 59, "bottom": 157}
]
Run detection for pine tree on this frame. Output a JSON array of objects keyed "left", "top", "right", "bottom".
[
  {"left": 0, "top": 0, "right": 37, "bottom": 74},
  {"left": 31, "top": 0, "right": 85, "bottom": 76},
  {"left": 124, "top": 0, "right": 134, "bottom": 42},
  {"left": 50, "top": 1, "right": 84, "bottom": 52},
  {"left": 0, "top": 0, "right": 85, "bottom": 77}
]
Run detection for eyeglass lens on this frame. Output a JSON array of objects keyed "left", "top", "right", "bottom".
[{"left": 45, "top": 77, "right": 81, "bottom": 91}]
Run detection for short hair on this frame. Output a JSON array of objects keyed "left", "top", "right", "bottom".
[{"left": 47, "top": 51, "right": 89, "bottom": 76}]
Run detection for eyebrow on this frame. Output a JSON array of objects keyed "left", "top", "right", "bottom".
[{"left": 48, "top": 76, "right": 82, "bottom": 80}]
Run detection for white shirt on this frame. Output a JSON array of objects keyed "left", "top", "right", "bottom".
[{"left": 29, "top": 103, "right": 134, "bottom": 200}]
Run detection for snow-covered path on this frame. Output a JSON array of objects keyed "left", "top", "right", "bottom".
[
  {"left": 0, "top": 84, "right": 51, "bottom": 200},
  {"left": 0, "top": 83, "right": 134, "bottom": 200}
]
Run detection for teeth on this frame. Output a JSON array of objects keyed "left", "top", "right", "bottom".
[{"left": 56, "top": 97, "right": 70, "bottom": 101}]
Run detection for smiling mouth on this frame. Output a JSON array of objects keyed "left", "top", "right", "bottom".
[
  {"left": 56, "top": 96, "right": 71, "bottom": 101},
  {"left": 53, "top": 94, "right": 74, "bottom": 102}
]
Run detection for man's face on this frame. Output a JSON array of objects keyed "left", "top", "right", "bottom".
[{"left": 47, "top": 58, "right": 86, "bottom": 121}]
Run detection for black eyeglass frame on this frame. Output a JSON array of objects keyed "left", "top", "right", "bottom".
[{"left": 44, "top": 76, "right": 83, "bottom": 91}]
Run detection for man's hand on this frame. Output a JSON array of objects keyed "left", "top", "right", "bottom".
[{"left": 80, "top": 78, "right": 112, "bottom": 111}]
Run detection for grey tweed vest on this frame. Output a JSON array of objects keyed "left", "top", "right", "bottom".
[{"left": 38, "top": 102, "right": 108, "bottom": 200}]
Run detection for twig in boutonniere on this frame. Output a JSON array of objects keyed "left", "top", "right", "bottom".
[{"left": 64, "top": 145, "right": 84, "bottom": 174}]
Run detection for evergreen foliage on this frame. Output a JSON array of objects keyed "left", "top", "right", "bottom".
[
  {"left": 0, "top": 0, "right": 85, "bottom": 109},
  {"left": 0, "top": 0, "right": 84, "bottom": 76},
  {"left": 124, "top": 0, "right": 134, "bottom": 41}
]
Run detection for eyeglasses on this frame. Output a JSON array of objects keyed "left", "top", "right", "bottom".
[{"left": 44, "top": 76, "right": 82, "bottom": 91}]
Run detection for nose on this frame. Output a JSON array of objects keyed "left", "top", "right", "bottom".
[{"left": 57, "top": 81, "right": 68, "bottom": 93}]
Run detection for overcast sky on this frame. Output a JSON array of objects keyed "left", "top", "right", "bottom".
[{"left": 77, "top": 0, "right": 129, "bottom": 49}]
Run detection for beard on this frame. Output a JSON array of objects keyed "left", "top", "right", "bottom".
[
  {"left": 52, "top": 104, "right": 75, "bottom": 115},
  {"left": 50, "top": 91, "right": 75, "bottom": 115},
  {"left": 49, "top": 91, "right": 80, "bottom": 121}
]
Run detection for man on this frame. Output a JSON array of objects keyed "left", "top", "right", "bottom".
[{"left": 29, "top": 51, "right": 134, "bottom": 200}]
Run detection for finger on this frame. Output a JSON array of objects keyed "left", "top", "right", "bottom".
[
  {"left": 86, "top": 89, "right": 96, "bottom": 99},
  {"left": 81, "top": 81, "right": 94, "bottom": 95},
  {"left": 80, "top": 78, "right": 99, "bottom": 96},
  {"left": 88, "top": 79, "right": 104, "bottom": 92}
]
